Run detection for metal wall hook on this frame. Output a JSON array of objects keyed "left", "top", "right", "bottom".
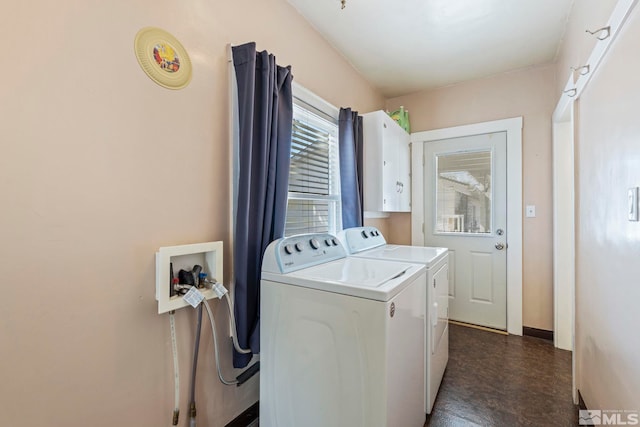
[
  {"left": 571, "top": 65, "right": 591, "bottom": 76},
  {"left": 341, "top": 0, "right": 346, "bottom": 9},
  {"left": 564, "top": 88, "right": 577, "bottom": 98},
  {"left": 586, "top": 26, "right": 611, "bottom": 40}
]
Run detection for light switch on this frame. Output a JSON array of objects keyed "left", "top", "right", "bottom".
[
  {"left": 526, "top": 205, "right": 536, "bottom": 218},
  {"left": 629, "top": 187, "right": 639, "bottom": 221}
]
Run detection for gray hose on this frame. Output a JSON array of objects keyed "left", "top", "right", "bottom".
[
  {"left": 203, "top": 299, "right": 238, "bottom": 385},
  {"left": 189, "top": 303, "right": 203, "bottom": 424}
]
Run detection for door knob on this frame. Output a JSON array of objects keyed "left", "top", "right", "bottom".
[{"left": 495, "top": 243, "right": 505, "bottom": 250}]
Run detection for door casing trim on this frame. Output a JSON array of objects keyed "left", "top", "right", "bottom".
[{"left": 410, "top": 117, "right": 523, "bottom": 335}]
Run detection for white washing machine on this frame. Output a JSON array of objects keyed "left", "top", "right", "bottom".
[
  {"left": 338, "top": 226, "right": 449, "bottom": 414},
  {"left": 260, "top": 233, "right": 427, "bottom": 427}
]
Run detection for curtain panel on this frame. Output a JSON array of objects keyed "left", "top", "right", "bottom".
[
  {"left": 232, "top": 42, "right": 293, "bottom": 368},
  {"left": 339, "top": 108, "right": 364, "bottom": 229}
]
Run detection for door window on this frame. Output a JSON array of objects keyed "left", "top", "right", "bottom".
[{"left": 435, "top": 150, "right": 492, "bottom": 234}]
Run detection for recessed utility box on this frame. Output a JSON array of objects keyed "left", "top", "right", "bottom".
[{"left": 155, "top": 241, "right": 223, "bottom": 314}]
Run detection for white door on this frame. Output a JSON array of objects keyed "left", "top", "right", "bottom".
[{"left": 424, "top": 132, "right": 507, "bottom": 330}]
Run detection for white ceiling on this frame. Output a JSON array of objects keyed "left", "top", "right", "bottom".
[{"left": 287, "top": 0, "right": 575, "bottom": 97}]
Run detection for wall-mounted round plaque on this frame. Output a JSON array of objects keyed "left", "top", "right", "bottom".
[{"left": 134, "top": 27, "right": 192, "bottom": 90}]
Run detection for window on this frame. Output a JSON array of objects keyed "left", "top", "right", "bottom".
[
  {"left": 435, "top": 150, "right": 492, "bottom": 233},
  {"left": 284, "top": 86, "right": 341, "bottom": 236}
]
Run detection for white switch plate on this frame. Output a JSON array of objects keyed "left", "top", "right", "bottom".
[
  {"left": 629, "top": 187, "right": 639, "bottom": 221},
  {"left": 526, "top": 205, "right": 536, "bottom": 218}
]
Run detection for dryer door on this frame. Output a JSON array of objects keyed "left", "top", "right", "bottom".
[{"left": 432, "top": 262, "right": 449, "bottom": 354}]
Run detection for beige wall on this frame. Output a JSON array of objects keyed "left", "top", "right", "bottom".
[
  {"left": 559, "top": 2, "right": 640, "bottom": 411},
  {"left": 363, "top": 216, "right": 391, "bottom": 238},
  {"left": 385, "top": 65, "right": 557, "bottom": 330},
  {"left": 0, "top": 1, "right": 383, "bottom": 426},
  {"left": 554, "top": 0, "right": 618, "bottom": 95}
]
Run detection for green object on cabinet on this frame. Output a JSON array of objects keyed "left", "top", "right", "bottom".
[{"left": 388, "top": 106, "right": 410, "bottom": 133}]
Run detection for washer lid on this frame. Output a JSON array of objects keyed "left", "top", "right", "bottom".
[
  {"left": 262, "top": 257, "right": 425, "bottom": 301},
  {"left": 352, "top": 245, "right": 448, "bottom": 268}
]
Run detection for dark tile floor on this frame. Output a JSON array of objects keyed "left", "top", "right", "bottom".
[{"left": 426, "top": 323, "right": 578, "bottom": 427}]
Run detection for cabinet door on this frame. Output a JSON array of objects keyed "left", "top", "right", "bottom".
[
  {"left": 396, "top": 129, "right": 411, "bottom": 212},
  {"left": 387, "top": 114, "right": 411, "bottom": 212},
  {"left": 362, "top": 110, "right": 411, "bottom": 213},
  {"left": 381, "top": 116, "right": 399, "bottom": 211}
]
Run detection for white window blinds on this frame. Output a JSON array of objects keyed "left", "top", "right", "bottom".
[{"left": 284, "top": 99, "right": 341, "bottom": 236}]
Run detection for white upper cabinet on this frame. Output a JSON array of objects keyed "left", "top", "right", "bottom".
[{"left": 362, "top": 110, "right": 411, "bottom": 212}]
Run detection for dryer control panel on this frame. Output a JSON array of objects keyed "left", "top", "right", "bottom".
[
  {"left": 338, "top": 226, "right": 387, "bottom": 254},
  {"left": 262, "top": 233, "right": 346, "bottom": 274}
]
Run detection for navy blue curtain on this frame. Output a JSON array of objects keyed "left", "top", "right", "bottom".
[
  {"left": 339, "top": 108, "right": 364, "bottom": 228},
  {"left": 232, "top": 42, "right": 293, "bottom": 368}
]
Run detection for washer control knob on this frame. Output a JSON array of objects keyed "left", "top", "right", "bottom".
[
  {"left": 310, "top": 238, "right": 320, "bottom": 249},
  {"left": 284, "top": 244, "right": 293, "bottom": 254},
  {"left": 369, "top": 230, "right": 376, "bottom": 237},
  {"left": 361, "top": 230, "right": 369, "bottom": 238},
  {"left": 294, "top": 243, "right": 303, "bottom": 252},
  {"left": 332, "top": 238, "right": 339, "bottom": 246},
  {"left": 324, "top": 238, "right": 332, "bottom": 247}
]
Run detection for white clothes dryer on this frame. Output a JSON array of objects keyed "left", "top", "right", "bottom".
[
  {"left": 260, "top": 233, "right": 427, "bottom": 427},
  {"left": 338, "top": 226, "right": 449, "bottom": 414}
]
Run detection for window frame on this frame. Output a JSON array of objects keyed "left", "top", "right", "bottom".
[{"left": 285, "top": 83, "right": 342, "bottom": 236}]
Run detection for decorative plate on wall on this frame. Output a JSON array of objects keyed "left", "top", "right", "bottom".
[{"left": 134, "top": 27, "right": 192, "bottom": 90}]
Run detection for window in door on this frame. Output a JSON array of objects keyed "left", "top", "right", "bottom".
[{"left": 435, "top": 150, "right": 492, "bottom": 234}]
